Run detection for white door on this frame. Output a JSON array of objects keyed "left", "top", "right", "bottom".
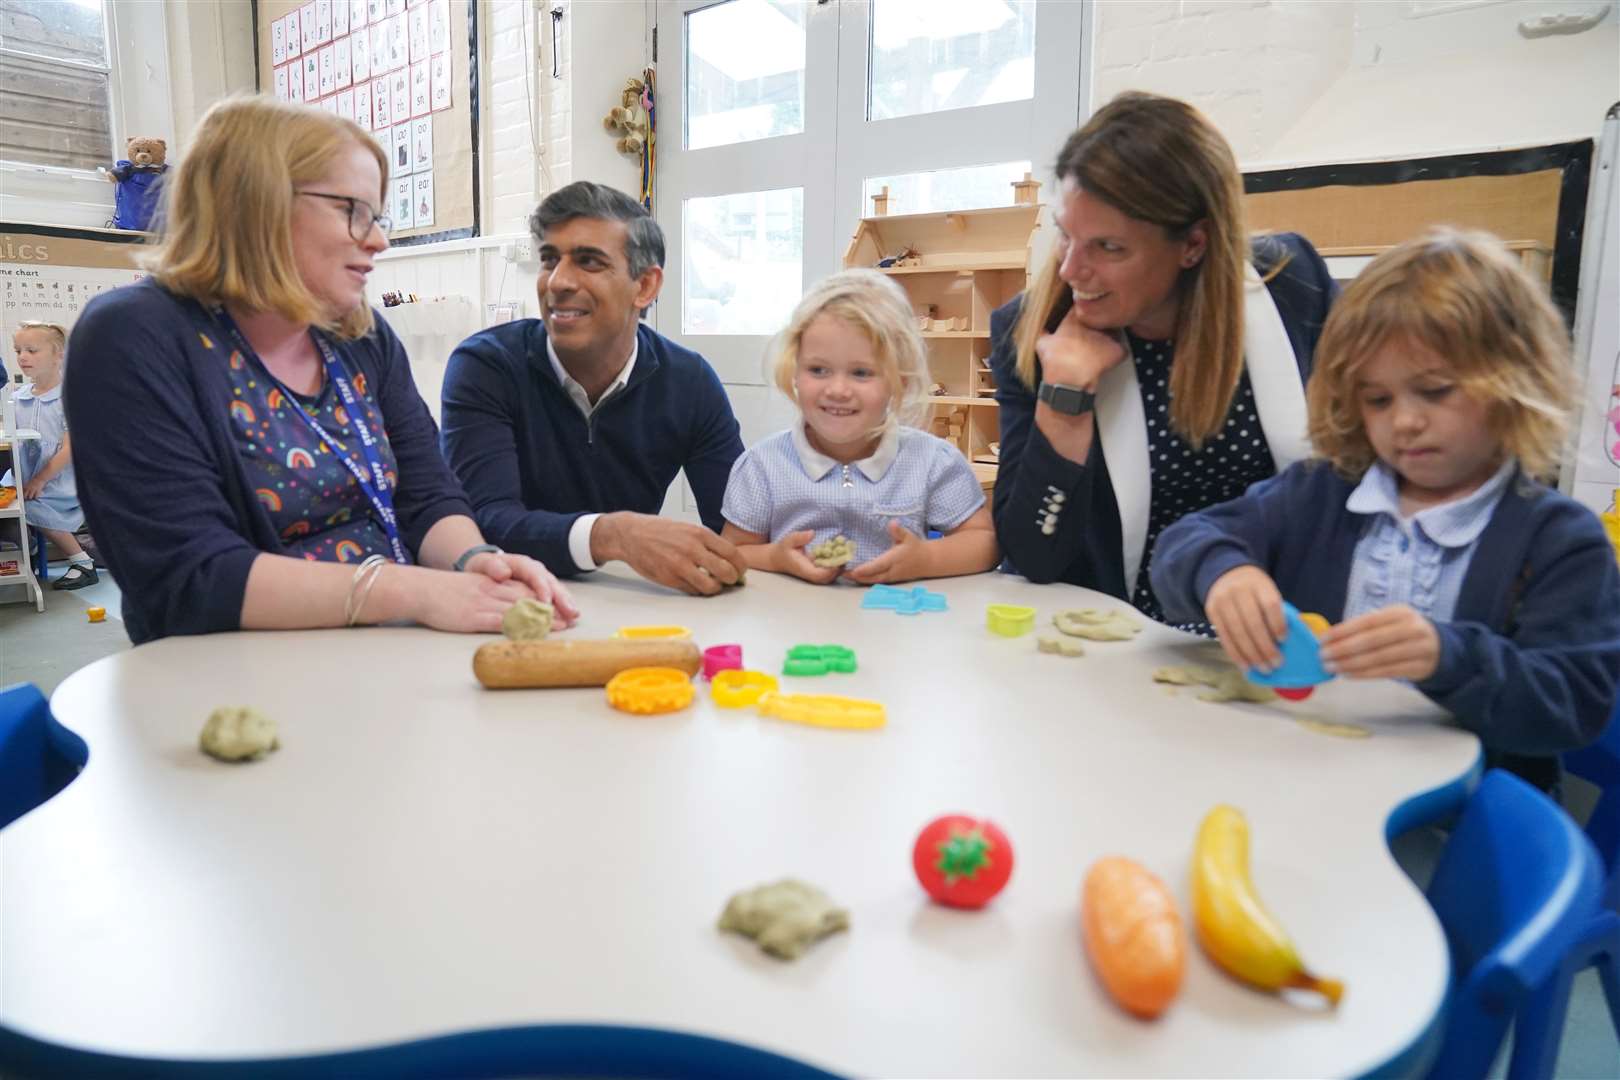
[{"left": 654, "top": 0, "right": 1088, "bottom": 517}]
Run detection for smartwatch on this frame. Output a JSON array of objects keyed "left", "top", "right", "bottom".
[
  {"left": 1037, "top": 381, "right": 1096, "bottom": 416},
  {"left": 453, "top": 543, "right": 503, "bottom": 572}
]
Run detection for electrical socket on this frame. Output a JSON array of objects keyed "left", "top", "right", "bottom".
[{"left": 511, "top": 237, "right": 534, "bottom": 264}]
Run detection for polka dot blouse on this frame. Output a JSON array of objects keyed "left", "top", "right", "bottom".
[{"left": 1127, "top": 333, "right": 1276, "bottom": 634}]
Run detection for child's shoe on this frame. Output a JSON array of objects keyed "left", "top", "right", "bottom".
[{"left": 52, "top": 562, "right": 98, "bottom": 590}]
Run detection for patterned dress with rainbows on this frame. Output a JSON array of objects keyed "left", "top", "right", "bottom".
[{"left": 218, "top": 336, "right": 405, "bottom": 564}]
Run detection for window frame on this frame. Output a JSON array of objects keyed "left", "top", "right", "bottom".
[{"left": 0, "top": 0, "right": 176, "bottom": 229}]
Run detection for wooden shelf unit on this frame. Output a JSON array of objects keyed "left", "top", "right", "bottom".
[{"left": 844, "top": 197, "right": 1040, "bottom": 487}]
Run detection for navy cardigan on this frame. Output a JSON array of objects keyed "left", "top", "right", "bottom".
[
  {"left": 66, "top": 279, "right": 473, "bottom": 645},
  {"left": 1151, "top": 460, "right": 1620, "bottom": 765},
  {"left": 989, "top": 232, "right": 1338, "bottom": 598},
  {"left": 440, "top": 319, "right": 743, "bottom": 576}
]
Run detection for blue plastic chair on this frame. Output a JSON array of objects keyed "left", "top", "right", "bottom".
[
  {"left": 1423, "top": 768, "right": 1605, "bottom": 1080},
  {"left": 0, "top": 682, "right": 87, "bottom": 829},
  {"left": 0, "top": 1022, "right": 844, "bottom": 1079},
  {"left": 1555, "top": 696, "right": 1620, "bottom": 1045}
]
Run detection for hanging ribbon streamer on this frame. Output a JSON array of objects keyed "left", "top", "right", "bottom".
[{"left": 639, "top": 66, "right": 656, "bottom": 213}]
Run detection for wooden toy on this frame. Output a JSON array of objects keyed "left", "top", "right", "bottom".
[{"left": 473, "top": 639, "right": 702, "bottom": 689}]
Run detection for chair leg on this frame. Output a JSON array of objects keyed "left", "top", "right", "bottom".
[{"left": 1507, "top": 968, "right": 1577, "bottom": 1080}]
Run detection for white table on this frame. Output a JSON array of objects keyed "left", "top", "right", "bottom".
[{"left": 0, "top": 569, "right": 1480, "bottom": 1077}]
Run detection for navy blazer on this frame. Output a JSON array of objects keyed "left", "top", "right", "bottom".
[
  {"left": 989, "top": 233, "right": 1338, "bottom": 599},
  {"left": 440, "top": 319, "right": 743, "bottom": 575},
  {"left": 1151, "top": 460, "right": 1620, "bottom": 769}
]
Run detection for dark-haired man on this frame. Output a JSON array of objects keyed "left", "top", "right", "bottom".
[{"left": 441, "top": 181, "right": 746, "bottom": 595}]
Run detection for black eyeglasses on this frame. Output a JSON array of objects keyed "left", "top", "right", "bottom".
[{"left": 296, "top": 190, "right": 393, "bottom": 241}]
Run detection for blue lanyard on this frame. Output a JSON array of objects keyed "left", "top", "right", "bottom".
[{"left": 212, "top": 308, "right": 410, "bottom": 565}]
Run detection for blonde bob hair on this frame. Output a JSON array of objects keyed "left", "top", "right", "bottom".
[
  {"left": 1013, "top": 91, "right": 1253, "bottom": 448},
  {"left": 770, "top": 268, "right": 931, "bottom": 432},
  {"left": 141, "top": 95, "right": 388, "bottom": 341},
  {"left": 14, "top": 321, "right": 67, "bottom": 353},
  {"left": 1307, "top": 227, "right": 1575, "bottom": 482}
]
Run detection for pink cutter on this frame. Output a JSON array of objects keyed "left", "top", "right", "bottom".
[{"left": 702, "top": 644, "right": 743, "bottom": 680}]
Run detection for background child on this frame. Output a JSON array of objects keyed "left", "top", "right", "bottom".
[
  {"left": 4, "top": 322, "right": 97, "bottom": 589},
  {"left": 722, "top": 269, "right": 999, "bottom": 585},
  {"left": 1150, "top": 228, "right": 1620, "bottom": 785}
]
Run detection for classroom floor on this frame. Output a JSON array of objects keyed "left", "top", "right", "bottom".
[{"left": 1, "top": 562, "right": 1616, "bottom": 1074}]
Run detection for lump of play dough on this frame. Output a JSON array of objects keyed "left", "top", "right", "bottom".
[
  {"left": 1152, "top": 665, "right": 1276, "bottom": 704},
  {"left": 501, "top": 598, "right": 554, "bottom": 641},
  {"left": 1037, "top": 634, "right": 1085, "bottom": 657},
  {"left": 199, "top": 707, "right": 280, "bottom": 762},
  {"left": 808, "top": 535, "right": 856, "bottom": 568},
  {"left": 1152, "top": 665, "right": 1223, "bottom": 686},
  {"left": 1053, "top": 608, "right": 1141, "bottom": 641},
  {"left": 718, "top": 879, "right": 850, "bottom": 960}
]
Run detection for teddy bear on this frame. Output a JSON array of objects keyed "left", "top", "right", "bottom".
[{"left": 105, "top": 136, "right": 169, "bottom": 232}]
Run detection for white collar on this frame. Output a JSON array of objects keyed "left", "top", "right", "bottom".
[
  {"left": 15, "top": 380, "right": 61, "bottom": 403},
  {"left": 790, "top": 416, "right": 901, "bottom": 482},
  {"left": 1346, "top": 457, "right": 1517, "bottom": 548},
  {"left": 545, "top": 333, "right": 638, "bottom": 408}
]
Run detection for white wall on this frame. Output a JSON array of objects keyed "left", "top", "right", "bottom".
[
  {"left": 1269, "top": 0, "right": 1618, "bottom": 164},
  {"left": 1093, "top": 0, "right": 1354, "bottom": 164},
  {"left": 1091, "top": 0, "right": 1619, "bottom": 167},
  {"left": 370, "top": 0, "right": 655, "bottom": 421}
]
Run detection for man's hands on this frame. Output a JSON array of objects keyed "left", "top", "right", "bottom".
[{"left": 592, "top": 512, "right": 747, "bottom": 596}]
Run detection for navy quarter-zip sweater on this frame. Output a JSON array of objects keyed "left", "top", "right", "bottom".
[{"left": 440, "top": 319, "right": 743, "bottom": 576}]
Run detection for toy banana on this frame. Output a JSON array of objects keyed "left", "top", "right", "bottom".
[{"left": 1190, "top": 805, "right": 1344, "bottom": 1005}]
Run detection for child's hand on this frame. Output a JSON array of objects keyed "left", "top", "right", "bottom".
[
  {"left": 844, "top": 521, "right": 932, "bottom": 585},
  {"left": 1318, "top": 605, "right": 1440, "bottom": 682},
  {"left": 769, "top": 530, "right": 842, "bottom": 585},
  {"left": 1204, "top": 565, "right": 1287, "bottom": 672},
  {"left": 22, "top": 476, "right": 45, "bottom": 501}
]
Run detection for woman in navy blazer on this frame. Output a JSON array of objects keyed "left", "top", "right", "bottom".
[{"left": 990, "top": 92, "right": 1337, "bottom": 627}]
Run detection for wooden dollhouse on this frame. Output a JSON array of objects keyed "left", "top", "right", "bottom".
[{"left": 844, "top": 175, "right": 1042, "bottom": 489}]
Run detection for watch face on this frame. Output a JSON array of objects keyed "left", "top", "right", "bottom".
[{"left": 1041, "top": 382, "right": 1093, "bottom": 414}]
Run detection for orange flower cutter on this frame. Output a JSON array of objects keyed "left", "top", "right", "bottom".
[
  {"left": 605, "top": 667, "right": 695, "bottom": 714},
  {"left": 710, "top": 669, "right": 778, "bottom": 708},
  {"left": 755, "top": 691, "right": 886, "bottom": 731}
]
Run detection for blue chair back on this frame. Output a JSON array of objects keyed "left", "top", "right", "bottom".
[
  {"left": 1565, "top": 696, "right": 1620, "bottom": 907},
  {"left": 0, "top": 682, "right": 88, "bottom": 829},
  {"left": 1424, "top": 769, "right": 1604, "bottom": 1080}
]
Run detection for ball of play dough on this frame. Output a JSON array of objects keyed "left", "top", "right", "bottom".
[
  {"left": 808, "top": 535, "right": 855, "bottom": 568},
  {"left": 501, "top": 598, "right": 554, "bottom": 641},
  {"left": 199, "top": 707, "right": 279, "bottom": 762}
]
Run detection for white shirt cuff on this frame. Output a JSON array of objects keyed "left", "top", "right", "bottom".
[{"left": 569, "top": 513, "right": 601, "bottom": 573}]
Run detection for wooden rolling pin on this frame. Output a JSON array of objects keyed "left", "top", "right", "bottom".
[{"left": 474, "top": 638, "right": 703, "bottom": 689}]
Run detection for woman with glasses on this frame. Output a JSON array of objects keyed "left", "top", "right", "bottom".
[{"left": 66, "top": 95, "right": 577, "bottom": 644}]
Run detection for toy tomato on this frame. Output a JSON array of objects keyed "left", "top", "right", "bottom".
[{"left": 912, "top": 814, "right": 1014, "bottom": 909}]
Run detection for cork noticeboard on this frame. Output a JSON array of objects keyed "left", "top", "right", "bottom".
[
  {"left": 1243, "top": 141, "right": 1594, "bottom": 319},
  {"left": 255, "top": 0, "right": 478, "bottom": 245}
]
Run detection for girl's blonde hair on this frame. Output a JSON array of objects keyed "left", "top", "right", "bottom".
[
  {"left": 1013, "top": 91, "right": 1254, "bottom": 448},
  {"left": 1307, "top": 227, "right": 1576, "bottom": 482},
  {"left": 770, "top": 268, "right": 931, "bottom": 431},
  {"left": 14, "top": 321, "right": 67, "bottom": 353},
  {"left": 142, "top": 95, "right": 388, "bottom": 341}
]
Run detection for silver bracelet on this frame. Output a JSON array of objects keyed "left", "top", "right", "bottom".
[{"left": 344, "top": 554, "right": 389, "bottom": 627}]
